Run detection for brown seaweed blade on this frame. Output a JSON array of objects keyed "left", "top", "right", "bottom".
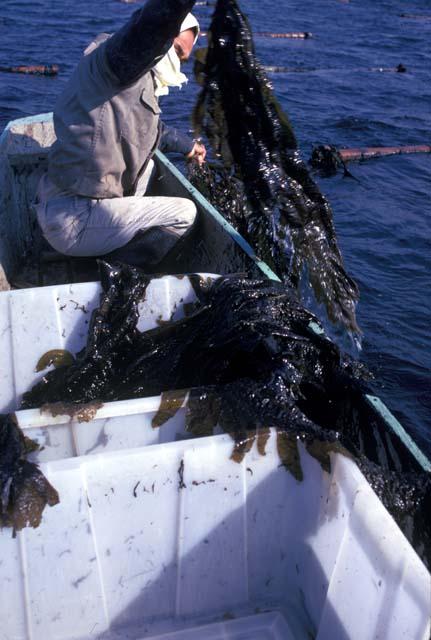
[
  {"left": 277, "top": 431, "right": 303, "bottom": 481},
  {"left": 152, "top": 389, "right": 189, "bottom": 429},
  {"left": 186, "top": 388, "right": 221, "bottom": 436},
  {"left": 36, "top": 349, "right": 76, "bottom": 372},
  {"left": 192, "top": 0, "right": 360, "bottom": 334},
  {"left": 0, "top": 414, "right": 59, "bottom": 532}
]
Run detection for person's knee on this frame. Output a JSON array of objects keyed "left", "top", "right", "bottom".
[{"left": 178, "top": 198, "right": 197, "bottom": 229}]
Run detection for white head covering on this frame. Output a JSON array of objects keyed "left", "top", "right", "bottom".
[
  {"left": 153, "top": 47, "right": 188, "bottom": 96},
  {"left": 179, "top": 12, "right": 200, "bottom": 43},
  {"left": 152, "top": 13, "right": 200, "bottom": 97}
]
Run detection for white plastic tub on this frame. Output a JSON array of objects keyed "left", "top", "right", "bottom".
[
  {"left": 1, "top": 274, "right": 219, "bottom": 465},
  {"left": 1, "top": 276, "right": 430, "bottom": 639},
  {"left": 1, "top": 429, "right": 429, "bottom": 640},
  {"left": 0, "top": 274, "right": 217, "bottom": 413},
  {"left": 17, "top": 394, "right": 192, "bottom": 463}
]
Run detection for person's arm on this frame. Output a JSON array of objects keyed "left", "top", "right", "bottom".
[
  {"left": 106, "top": 0, "right": 196, "bottom": 86},
  {"left": 159, "top": 121, "right": 194, "bottom": 154},
  {"left": 159, "top": 122, "right": 206, "bottom": 164}
]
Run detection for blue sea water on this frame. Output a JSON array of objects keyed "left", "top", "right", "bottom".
[{"left": 0, "top": 0, "right": 430, "bottom": 454}]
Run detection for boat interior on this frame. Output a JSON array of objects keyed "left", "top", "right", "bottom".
[
  {"left": 0, "top": 114, "right": 266, "bottom": 291},
  {"left": 0, "top": 115, "right": 430, "bottom": 640},
  {"left": 1, "top": 114, "right": 429, "bottom": 478}
]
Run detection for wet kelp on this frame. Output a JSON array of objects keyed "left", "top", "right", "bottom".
[
  {"left": 20, "top": 264, "right": 430, "bottom": 563},
  {"left": 0, "top": 414, "right": 59, "bottom": 532},
  {"left": 21, "top": 263, "right": 364, "bottom": 456},
  {"left": 191, "top": 0, "right": 360, "bottom": 334},
  {"left": 22, "top": 263, "right": 360, "bottom": 423}
]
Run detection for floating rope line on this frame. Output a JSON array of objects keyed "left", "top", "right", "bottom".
[
  {"left": 338, "top": 144, "right": 431, "bottom": 161},
  {"left": 263, "top": 63, "right": 407, "bottom": 74},
  {"left": 310, "top": 144, "right": 431, "bottom": 174},
  {"left": 200, "top": 31, "right": 312, "bottom": 38},
  {"left": 0, "top": 64, "right": 59, "bottom": 76},
  {"left": 255, "top": 31, "right": 312, "bottom": 38},
  {"left": 399, "top": 13, "right": 431, "bottom": 21}
]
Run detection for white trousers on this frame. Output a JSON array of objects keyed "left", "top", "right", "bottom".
[{"left": 35, "top": 160, "right": 197, "bottom": 258}]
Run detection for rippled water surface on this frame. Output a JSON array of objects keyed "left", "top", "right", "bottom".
[{"left": 0, "top": 0, "right": 429, "bottom": 454}]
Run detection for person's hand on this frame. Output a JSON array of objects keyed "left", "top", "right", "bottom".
[{"left": 186, "top": 140, "right": 206, "bottom": 165}]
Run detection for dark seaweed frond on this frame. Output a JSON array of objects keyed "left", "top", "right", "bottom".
[
  {"left": 0, "top": 414, "right": 59, "bottom": 532},
  {"left": 191, "top": 0, "right": 360, "bottom": 335}
]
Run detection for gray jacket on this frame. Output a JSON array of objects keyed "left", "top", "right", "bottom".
[{"left": 48, "top": 0, "right": 195, "bottom": 199}]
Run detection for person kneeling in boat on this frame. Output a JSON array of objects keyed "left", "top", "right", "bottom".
[{"left": 35, "top": 1, "right": 206, "bottom": 268}]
